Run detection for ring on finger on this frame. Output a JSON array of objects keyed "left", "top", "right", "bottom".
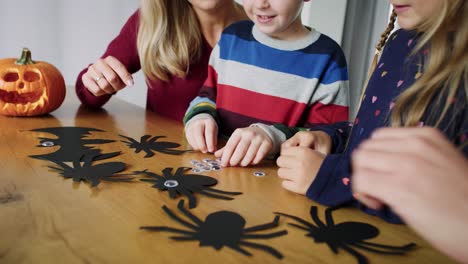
[{"left": 95, "top": 74, "right": 104, "bottom": 82}]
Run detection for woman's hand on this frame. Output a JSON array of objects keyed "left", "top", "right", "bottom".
[
  {"left": 82, "top": 56, "right": 134, "bottom": 96},
  {"left": 352, "top": 127, "right": 468, "bottom": 263}
]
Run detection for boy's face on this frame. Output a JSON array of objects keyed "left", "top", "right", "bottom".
[
  {"left": 391, "top": 0, "right": 443, "bottom": 30},
  {"left": 243, "top": 0, "right": 308, "bottom": 40}
]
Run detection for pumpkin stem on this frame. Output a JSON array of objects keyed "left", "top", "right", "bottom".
[{"left": 15, "top": 48, "right": 36, "bottom": 65}]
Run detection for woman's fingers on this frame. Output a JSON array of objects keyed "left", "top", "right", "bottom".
[{"left": 105, "top": 56, "right": 134, "bottom": 87}]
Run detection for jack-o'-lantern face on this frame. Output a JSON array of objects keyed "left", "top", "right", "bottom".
[{"left": 0, "top": 48, "right": 66, "bottom": 116}]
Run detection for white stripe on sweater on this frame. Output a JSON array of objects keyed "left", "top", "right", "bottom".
[{"left": 213, "top": 57, "right": 348, "bottom": 107}]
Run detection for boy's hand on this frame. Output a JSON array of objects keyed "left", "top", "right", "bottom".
[
  {"left": 281, "top": 131, "right": 332, "bottom": 155},
  {"left": 82, "top": 56, "right": 134, "bottom": 96},
  {"left": 276, "top": 146, "right": 325, "bottom": 194},
  {"left": 185, "top": 118, "right": 218, "bottom": 153},
  {"left": 215, "top": 127, "right": 272, "bottom": 167}
]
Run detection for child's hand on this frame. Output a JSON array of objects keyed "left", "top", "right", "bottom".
[
  {"left": 276, "top": 146, "right": 325, "bottom": 194},
  {"left": 82, "top": 56, "right": 134, "bottom": 96},
  {"left": 185, "top": 118, "right": 218, "bottom": 153},
  {"left": 282, "top": 131, "right": 332, "bottom": 155},
  {"left": 215, "top": 127, "right": 272, "bottom": 167}
]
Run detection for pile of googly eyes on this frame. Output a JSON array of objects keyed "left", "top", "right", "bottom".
[
  {"left": 190, "top": 158, "right": 222, "bottom": 173},
  {"left": 190, "top": 159, "right": 267, "bottom": 178}
]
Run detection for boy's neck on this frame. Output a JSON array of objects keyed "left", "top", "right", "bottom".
[
  {"left": 195, "top": 3, "right": 248, "bottom": 47},
  {"left": 268, "top": 20, "right": 311, "bottom": 41}
]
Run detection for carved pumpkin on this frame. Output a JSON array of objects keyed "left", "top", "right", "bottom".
[{"left": 0, "top": 48, "right": 66, "bottom": 116}]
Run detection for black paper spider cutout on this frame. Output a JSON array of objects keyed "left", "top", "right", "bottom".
[
  {"left": 30, "top": 127, "right": 120, "bottom": 163},
  {"left": 141, "top": 200, "right": 287, "bottom": 259},
  {"left": 135, "top": 167, "right": 242, "bottom": 208},
  {"left": 120, "top": 135, "right": 189, "bottom": 158},
  {"left": 275, "top": 205, "right": 416, "bottom": 264},
  {"left": 47, "top": 153, "right": 135, "bottom": 187}
]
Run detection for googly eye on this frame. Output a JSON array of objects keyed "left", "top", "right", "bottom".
[
  {"left": 192, "top": 168, "right": 203, "bottom": 173},
  {"left": 195, "top": 163, "right": 206, "bottom": 168},
  {"left": 211, "top": 166, "right": 221, "bottom": 171},
  {"left": 190, "top": 160, "right": 200, "bottom": 165},
  {"left": 164, "top": 180, "right": 179, "bottom": 188},
  {"left": 40, "top": 141, "right": 55, "bottom": 147},
  {"left": 253, "top": 171, "right": 266, "bottom": 177}
]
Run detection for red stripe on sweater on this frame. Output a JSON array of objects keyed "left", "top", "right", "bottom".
[
  {"left": 307, "top": 102, "right": 349, "bottom": 125},
  {"left": 204, "top": 65, "right": 218, "bottom": 89},
  {"left": 216, "top": 84, "right": 347, "bottom": 127}
]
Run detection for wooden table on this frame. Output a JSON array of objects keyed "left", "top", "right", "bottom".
[{"left": 0, "top": 87, "right": 453, "bottom": 264}]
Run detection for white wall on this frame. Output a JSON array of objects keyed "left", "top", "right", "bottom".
[
  {"left": 1, "top": 0, "right": 347, "bottom": 107},
  {"left": 0, "top": 0, "right": 145, "bottom": 106},
  {"left": 302, "top": 0, "right": 348, "bottom": 44}
]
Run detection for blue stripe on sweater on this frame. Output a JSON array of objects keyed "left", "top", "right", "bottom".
[{"left": 218, "top": 25, "right": 348, "bottom": 84}]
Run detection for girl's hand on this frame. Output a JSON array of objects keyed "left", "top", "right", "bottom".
[
  {"left": 215, "top": 127, "right": 272, "bottom": 167},
  {"left": 82, "top": 56, "right": 134, "bottom": 96},
  {"left": 282, "top": 131, "right": 332, "bottom": 155},
  {"left": 276, "top": 146, "right": 325, "bottom": 194},
  {"left": 352, "top": 127, "right": 468, "bottom": 263},
  {"left": 185, "top": 118, "right": 218, "bottom": 153}
]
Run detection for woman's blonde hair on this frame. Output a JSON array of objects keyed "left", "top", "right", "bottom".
[
  {"left": 376, "top": 1, "right": 467, "bottom": 128},
  {"left": 137, "top": 0, "right": 202, "bottom": 81}
]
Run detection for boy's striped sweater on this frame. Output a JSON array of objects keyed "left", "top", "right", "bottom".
[{"left": 184, "top": 20, "right": 349, "bottom": 152}]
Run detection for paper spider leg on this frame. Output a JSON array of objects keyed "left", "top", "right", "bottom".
[
  {"left": 176, "top": 200, "right": 204, "bottom": 226},
  {"left": 169, "top": 236, "right": 200, "bottom": 241},
  {"left": 359, "top": 241, "right": 416, "bottom": 251},
  {"left": 48, "top": 160, "right": 73, "bottom": 170},
  {"left": 92, "top": 151, "right": 121, "bottom": 161},
  {"left": 243, "top": 230, "right": 287, "bottom": 239},
  {"left": 172, "top": 167, "right": 188, "bottom": 176},
  {"left": 140, "top": 135, "right": 152, "bottom": 142},
  {"left": 100, "top": 176, "right": 134, "bottom": 182},
  {"left": 287, "top": 222, "right": 317, "bottom": 233},
  {"left": 119, "top": 135, "right": 135, "bottom": 145},
  {"left": 274, "top": 212, "right": 319, "bottom": 231},
  {"left": 137, "top": 170, "right": 164, "bottom": 179},
  {"left": 161, "top": 204, "right": 199, "bottom": 230},
  {"left": 82, "top": 139, "right": 115, "bottom": 145},
  {"left": 339, "top": 243, "right": 369, "bottom": 264},
  {"left": 72, "top": 159, "right": 82, "bottom": 169},
  {"left": 178, "top": 189, "right": 198, "bottom": 209},
  {"left": 89, "top": 178, "right": 100, "bottom": 187},
  {"left": 140, "top": 226, "right": 195, "bottom": 237},
  {"left": 351, "top": 242, "right": 416, "bottom": 255},
  {"left": 238, "top": 241, "right": 284, "bottom": 259},
  {"left": 159, "top": 149, "right": 188, "bottom": 155},
  {"left": 168, "top": 188, "right": 179, "bottom": 199},
  {"left": 197, "top": 189, "right": 236, "bottom": 201},
  {"left": 147, "top": 136, "right": 165, "bottom": 143},
  {"left": 310, "top": 206, "right": 327, "bottom": 228},
  {"left": 203, "top": 187, "right": 242, "bottom": 196},
  {"left": 161, "top": 167, "right": 176, "bottom": 178},
  {"left": 244, "top": 215, "right": 281, "bottom": 233},
  {"left": 227, "top": 244, "right": 253, "bottom": 256},
  {"left": 142, "top": 150, "right": 154, "bottom": 158}
]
